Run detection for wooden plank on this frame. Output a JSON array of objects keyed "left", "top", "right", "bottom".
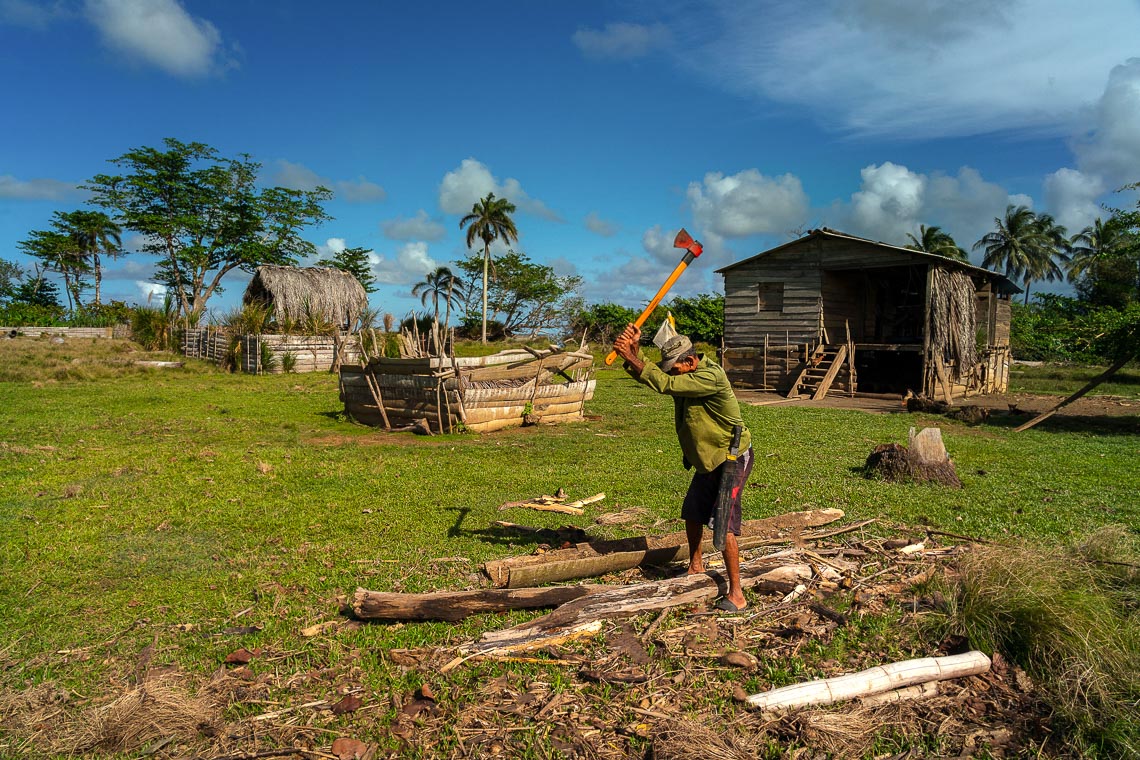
[
  {"left": 353, "top": 584, "right": 614, "bottom": 622},
  {"left": 811, "top": 344, "right": 847, "bottom": 400}
]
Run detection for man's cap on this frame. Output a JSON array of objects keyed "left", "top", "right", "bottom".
[{"left": 659, "top": 334, "right": 694, "bottom": 371}]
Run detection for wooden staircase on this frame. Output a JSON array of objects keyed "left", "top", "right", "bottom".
[{"left": 786, "top": 344, "right": 848, "bottom": 400}]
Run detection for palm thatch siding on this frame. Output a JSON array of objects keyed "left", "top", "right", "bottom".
[
  {"left": 928, "top": 268, "right": 977, "bottom": 380},
  {"left": 243, "top": 266, "right": 368, "bottom": 329}
]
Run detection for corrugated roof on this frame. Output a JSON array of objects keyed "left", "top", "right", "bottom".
[{"left": 714, "top": 228, "right": 1022, "bottom": 294}]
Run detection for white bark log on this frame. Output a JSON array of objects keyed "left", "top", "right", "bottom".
[{"left": 745, "top": 651, "right": 990, "bottom": 711}]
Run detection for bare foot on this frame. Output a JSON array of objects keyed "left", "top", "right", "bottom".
[{"left": 686, "top": 564, "right": 705, "bottom": 575}]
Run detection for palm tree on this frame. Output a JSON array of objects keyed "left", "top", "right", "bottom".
[
  {"left": 905, "top": 224, "right": 968, "bottom": 261},
  {"left": 459, "top": 193, "right": 519, "bottom": 343},
  {"left": 1027, "top": 212, "right": 1069, "bottom": 303},
  {"left": 973, "top": 205, "right": 1053, "bottom": 304},
  {"left": 58, "top": 210, "right": 122, "bottom": 306},
  {"left": 411, "top": 266, "right": 466, "bottom": 327},
  {"left": 1067, "top": 218, "right": 1124, "bottom": 282}
]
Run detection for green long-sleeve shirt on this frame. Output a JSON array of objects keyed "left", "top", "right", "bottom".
[{"left": 629, "top": 354, "right": 752, "bottom": 474}]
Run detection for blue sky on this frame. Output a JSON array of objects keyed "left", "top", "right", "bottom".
[{"left": 2, "top": 0, "right": 1139, "bottom": 319}]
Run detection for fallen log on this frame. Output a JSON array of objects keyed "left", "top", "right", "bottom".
[
  {"left": 745, "top": 651, "right": 991, "bottom": 712},
  {"left": 465, "top": 552, "right": 833, "bottom": 655},
  {"left": 483, "top": 508, "right": 845, "bottom": 588},
  {"left": 352, "top": 584, "right": 615, "bottom": 622}
]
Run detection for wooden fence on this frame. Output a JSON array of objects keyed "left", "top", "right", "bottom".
[{"left": 182, "top": 328, "right": 362, "bottom": 374}]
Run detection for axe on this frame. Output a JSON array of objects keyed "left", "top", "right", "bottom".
[{"left": 605, "top": 228, "right": 703, "bottom": 366}]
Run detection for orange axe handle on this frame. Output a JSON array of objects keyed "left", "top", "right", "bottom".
[{"left": 605, "top": 230, "right": 703, "bottom": 366}]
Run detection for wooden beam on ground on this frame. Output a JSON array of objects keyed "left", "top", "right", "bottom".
[
  {"left": 1014, "top": 353, "right": 1135, "bottom": 432},
  {"left": 483, "top": 508, "right": 845, "bottom": 588},
  {"left": 812, "top": 344, "right": 847, "bottom": 401},
  {"left": 465, "top": 552, "right": 824, "bottom": 655},
  {"left": 352, "top": 584, "right": 615, "bottom": 622}
]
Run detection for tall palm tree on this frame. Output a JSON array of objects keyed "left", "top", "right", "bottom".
[
  {"left": 973, "top": 205, "right": 1052, "bottom": 304},
  {"left": 459, "top": 193, "right": 519, "bottom": 343},
  {"left": 56, "top": 210, "right": 122, "bottom": 306},
  {"left": 1067, "top": 218, "right": 1124, "bottom": 282},
  {"left": 411, "top": 266, "right": 466, "bottom": 327},
  {"left": 905, "top": 224, "right": 968, "bottom": 261},
  {"left": 1027, "top": 212, "right": 1069, "bottom": 303}
]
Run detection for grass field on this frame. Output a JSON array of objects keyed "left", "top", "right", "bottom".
[
  {"left": 1, "top": 337, "right": 1137, "bottom": 757},
  {"left": 1008, "top": 362, "right": 1140, "bottom": 398}
]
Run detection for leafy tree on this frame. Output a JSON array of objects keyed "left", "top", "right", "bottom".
[
  {"left": 1068, "top": 218, "right": 1136, "bottom": 308},
  {"left": 454, "top": 250, "right": 581, "bottom": 339},
  {"left": 974, "top": 205, "right": 1059, "bottom": 304},
  {"left": 0, "top": 258, "right": 23, "bottom": 302},
  {"left": 411, "top": 266, "right": 466, "bottom": 328},
  {"left": 459, "top": 193, "right": 519, "bottom": 343},
  {"left": 316, "top": 245, "right": 377, "bottom": 293},
  {"left": 17, "top": 227, "right": 88, "bottom": 312},
  {"left": 85, "top": 138, "right": 332, "bottom": 321},
  {"left": 57, "top": 210, "right": 122, "bottom": 306},
  {"left": 905, "top": 224, "right": 968, "bottom": 261},
  {"left": 669, "top": 293, "right": 725, "bottom": 345},
  {"left": 11, "top": 275, "right": 61, "bottom": 308},
  {"left": 569, "top": 302, "right": 639, "bottom": 344}
]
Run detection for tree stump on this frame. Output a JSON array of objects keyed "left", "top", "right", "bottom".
[{"left": 863, "top": 427, "right": 961, "bottom": 487}]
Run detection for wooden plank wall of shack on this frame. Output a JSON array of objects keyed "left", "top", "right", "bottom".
[
  {"left": 720, "top": 231, "right": 1014, "bottom": 398},
  {"left": 340, "top": 348, "right": 596, "bottom": 433}
]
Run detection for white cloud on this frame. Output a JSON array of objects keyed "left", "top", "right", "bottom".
[
  {"left": 687, "top": 169, "right": 809, "bottom": 238},
  {"left": 584, "top": 211, "right": 619, "bottom": 237},
  {"left": 372, "top": 242, "right": 437, "bottom": 286},
  {"left": 85, "top": 0, "right": 230, "bottom": 78},
  {"left": 438, "top": 158, "right": 562, "bottom": 221},
  {"left": 382, "top": 210, "right": 446, "bottom": 241},
  {"left": 572, "top": 22, "right": 670, "bottom": 61},
  {"left": 1072, "top": 58, "right": 1140, "bottom": 186},
  {"left": 315, "top": 237, "right": 347, "bottom": 260},
  {"left": 0, "top": 175, "right": 81, "bottom": 200},
  {"left": 136, "top": 281, "right": 166, "bottom": 301},
  {"left": 830, "top": 162, "right": 1031, "bottom": 256},
  {"left": 1044, "top": 168, "right": 1106, "bottom": 233},
  {"left": 680, "top": 0, "right": 1140, "bottom": 138},
  {"left": 271, "top": 160, "right": 385, "bottom": 203},
  {"left": 848, "top": 162, "right": 927, "bottom": 242}
]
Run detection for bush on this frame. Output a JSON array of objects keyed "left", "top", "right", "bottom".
[
  {"left": 934, "top": 529, "right": 1140, "bottom": 756},
  {"left": 0, "top": 302, "right": 67, "bottom": 327},
  {"left": 1011, "top": 296, "right": 1140, "bottom": 363},
  {"left": 131, "top": 307, "right": 174, "bottom": 351}
]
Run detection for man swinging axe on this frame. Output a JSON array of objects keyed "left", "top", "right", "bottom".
[{"left": 612, "top": 282, "right": 754, "bottom": 611}]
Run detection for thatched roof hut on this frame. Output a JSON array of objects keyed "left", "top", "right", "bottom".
[{"left": 243, "top": 265, "right": 368, "bottom": 330}]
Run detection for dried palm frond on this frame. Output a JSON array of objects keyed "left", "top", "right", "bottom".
[
  {"left": 243, "top": 265, "right": 367, "bottom": 331},
  {"left": 928, "top": 267, "right": 977, "bottom": 379}
]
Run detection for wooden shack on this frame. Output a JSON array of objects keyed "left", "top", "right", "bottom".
[
  {"left": 716, "top": 228, "right": 1020, "bottom": 402},
  {"left": 339, "top": 347, "right": 596, "bottom": 433}
]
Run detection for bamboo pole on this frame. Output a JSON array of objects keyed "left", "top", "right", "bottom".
[{"left": 745, "top": 651, "right": 990, "bottom": 711}]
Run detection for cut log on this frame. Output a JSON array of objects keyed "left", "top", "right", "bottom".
[
  {"left": 352, "top": 584, "right": 614, "bottom": 622},
  {"left": 483, "top": 508, "right": 845, "bottom": 588},
  {"left": 465, "top": 552, "right": 831, "bottom": 655},
  {"left": 745, "top": 651, "right": 991, "bottom": 712}
]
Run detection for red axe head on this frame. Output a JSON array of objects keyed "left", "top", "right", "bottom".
[{"left": 673, "top": 228, "right": 703, "bottom": 257}]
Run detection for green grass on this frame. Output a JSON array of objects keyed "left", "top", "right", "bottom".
[
  {"left": 1008, "top": 362, "right": 1140, "bottom": 398},
  {"left": 1, "top": 339, "right": 1138, "bottom": 756}
]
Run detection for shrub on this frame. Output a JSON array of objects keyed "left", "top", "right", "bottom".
[
  {"left": 934, "top": 529, "right": 1140, "bottom": 756},
  {"left": 280, "top": 351, "right": 297, "bottom": 373},
  {"left": 131, "top": 307, "right": 173, "bottom": 350}
]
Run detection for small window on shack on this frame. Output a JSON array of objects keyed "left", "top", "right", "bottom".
[{"left": 757, "top": 282, "right": 784, "bottom": 312}]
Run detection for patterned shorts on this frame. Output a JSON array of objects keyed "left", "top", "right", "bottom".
[{"left": 680, "top": 447, "right": 754, "bottom": 535}]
